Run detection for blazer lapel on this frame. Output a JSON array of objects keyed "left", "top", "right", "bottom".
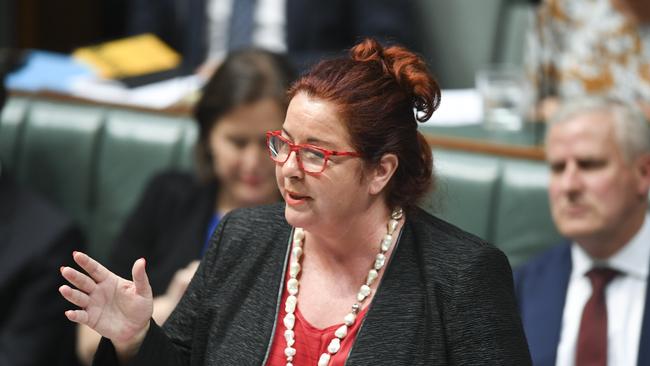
[
  {"left": 346, "top": 223, "right": 445, "bottom": 366},
  {"left": 524, "top": 244, "right": 572, "bottom": 366}
]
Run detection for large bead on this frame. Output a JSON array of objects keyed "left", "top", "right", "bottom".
[
  {"left": 344, "top": 312, "right": 356, "bottom": 326},
  {"left": 388, "top": 219, "right": 399, "bottom": 234},
  {"left": 318, "top": 353, "right": 331, "bottom": 366},
  {"left": 284, "top": 329, "right": 294, "bottom": 342},
  {"left": 381, "top": 234, "right": 392, "bottom": 252},
  {"left": 283, "top": 313, "right": 295, "bottom": 330},
  {"left": 284, "top": 346, "right": 296, "bottom": 357},
  {"left": 293, "top": 228, "right": 305, "bottom": 242},
  {"left": 285, "top": 295, "right": 297, "bottom": 313},
  {"left": 327, "top": 338, "right": 341, "bottom": 354},
  {"left": 289, "top": 261, "right": 301, "bottom": 278},
  {"left": 287, "top": 278, "right": 299, "bottom": 295},
  {"left": 335, "top": 324, "right": 348, "bottom": 339},
  {"left": 374, "top": 253, "right": 386, "bottom": 270},
  {"left": 357, "top": 284, "right": 371, "bottom": 302},
  {"left": 292, "top": 246, "right": 303, "bottom": 260},
  {"left": 366, "top": 269, "right": 378, "bottom": 285}
]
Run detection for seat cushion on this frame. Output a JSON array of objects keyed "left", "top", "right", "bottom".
[{"left": 422, "top": 149, "right": 501, "bottom": 240}]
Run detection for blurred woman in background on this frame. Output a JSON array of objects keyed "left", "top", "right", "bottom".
[{"left": 75, "top": 48, "right": 295, "bottom": 365}]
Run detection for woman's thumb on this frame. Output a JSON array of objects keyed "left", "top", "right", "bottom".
[{"left": 132, "top": 258, "right": 152, "bottom": 298}]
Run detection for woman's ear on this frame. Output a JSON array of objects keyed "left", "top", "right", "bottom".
[{"left": 368, "top": 153, "right": 399, "bottom": 195}]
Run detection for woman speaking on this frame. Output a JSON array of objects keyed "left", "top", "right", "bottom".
[{"left": 59, "top": 38, "right": 531, "bottom": 365}]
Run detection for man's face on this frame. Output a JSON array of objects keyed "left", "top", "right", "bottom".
[{"left": 546, "top": 112, "right": 648, "bottom": 247}]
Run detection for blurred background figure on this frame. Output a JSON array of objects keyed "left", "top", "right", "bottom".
[
  {"left": 515, "top": 97, "right": 650, "bottom": 365},
  {"left": 0, "top": 50, "right": 85, "bottom": 366},
  {"left": 126, "top": 0, "right": 419, "bottom": 74},
  {"left": 526, "top": 0, "right": 650, "bottom": 120},
  {"left": 75, "top": 48, "right": 295, "bottom": 365}
]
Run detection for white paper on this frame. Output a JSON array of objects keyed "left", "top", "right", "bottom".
[{"left": 423, "top": 88, "right": 483, "bottom": 126}]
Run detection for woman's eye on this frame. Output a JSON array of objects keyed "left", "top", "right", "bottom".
[
  {"left": 303, "top": 148, "right": 325, "bottom": 160},
  {"left": 228, "top": 136, "right": 248, "bottom": 149}
]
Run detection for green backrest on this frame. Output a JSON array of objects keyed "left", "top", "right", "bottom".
[
  {"left": 426, "top": 149, "right": 560, "bottom": 268},
  {"left": 15, "top": 101, "right": 104, "bottom": 230},
  {"left": 0, "top": 97, "right": 196, "bottom": 261},
  {"left": 425, "top": 149, "right": 501, "bottom": 240},
  {"left": 0, "top": 97, "right": 29, "bottom": 173},
  {"left": 491, "top": 159, "right": 562, "bottom": 269},
  {"left": 1, "top": 96, "right": 560, "bottom": 266},
  {"left": 89, "top": 110, "right": 195, "bottom": 260},
  {"left": 415, "top": 0, "right": 534, "bottom": 88}
]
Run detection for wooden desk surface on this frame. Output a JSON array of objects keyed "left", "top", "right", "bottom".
[{"left": 9, "top": 89, "right": 546, "bottom": 161}]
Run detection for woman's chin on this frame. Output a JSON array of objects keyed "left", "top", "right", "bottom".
[{"left": 284, "top": 203, "right": 315, "bottom": 229}]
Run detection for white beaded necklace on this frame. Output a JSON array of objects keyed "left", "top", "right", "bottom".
[{"left": 282, "top": 208, "right": 403, "bottom": 366}]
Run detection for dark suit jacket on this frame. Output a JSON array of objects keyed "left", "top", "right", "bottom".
[
  {"left": 94, "top": 204, "right": 531, "bottom": 365},
  {"left": 127, "top": 0, "right": 419, "bottom": 72},
  {"left": 108, "top": 171, "right": 217, "bottom": 296},
  {"left": 0, "top": 176, "right": 84, "bottom": 366},
  {"left": 514, "top": 242, "right": 650, "bottom": 366}
]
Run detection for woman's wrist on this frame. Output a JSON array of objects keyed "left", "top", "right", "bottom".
[{"left": 112, "top": 320, "right": 151, "bottom": 363}]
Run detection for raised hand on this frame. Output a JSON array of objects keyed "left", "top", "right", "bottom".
[{"left": 59, "top": 251, "right": 153, "bottom": 353}]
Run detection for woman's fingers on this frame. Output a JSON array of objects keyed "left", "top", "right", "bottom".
[
  {"left": 59, "top": 285, "right": 91, "bottom": 308},
  {"left": 60, "top": 266, "right": 96, "bottom": 294},
  {"left": 64, "top": 309, "right": 89, "bottom": 324},
  {"left": 132, "top": 258, "right": 152, "bottom": 298},
  {"left": 73, "top": 251, "right": 110, "bottom": 283}
]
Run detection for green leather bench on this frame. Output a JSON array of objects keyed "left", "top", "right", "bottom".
[
  {"left": 422, "top": 149, "right": 561, "bottom": 268},
  {"left": 0, "top": 96, "right": 196, "bottom": 261},
  {"left": 1, "top": 96, "right": 560, "bottom": 268}
]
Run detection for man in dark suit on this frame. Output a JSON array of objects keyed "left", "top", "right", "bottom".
[
  {"left": 514, "top": 97, "right": 650, "bottom": 366},
  {"left": 127, "top": 0, "right": 419, "bottom": 73},
  {"left": 0, "top": 52, "right": 85, "bottom": 366}
]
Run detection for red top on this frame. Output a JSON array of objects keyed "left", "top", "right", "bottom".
[{"left": 265, "top": 271, "right": 369, "bottom": 365}]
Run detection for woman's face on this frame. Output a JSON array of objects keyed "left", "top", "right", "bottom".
[
  {"left": 276, "top": 93, "right": 374, "bottom": 230},
  {"left": 209, "top": 98, "right": 284, "bottom": 207}
]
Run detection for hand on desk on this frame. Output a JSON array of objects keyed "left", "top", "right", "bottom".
[{"left": 59, "top": 251, "right": 153, "bottom": 360}]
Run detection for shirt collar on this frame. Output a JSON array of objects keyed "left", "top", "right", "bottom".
[{"left": 571, "top": 213, "right": 650, "bottom": 280}]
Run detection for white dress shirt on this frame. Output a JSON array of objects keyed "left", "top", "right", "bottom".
[
  {"left": 206, "top": 0, "right": 287, "bottom": 62},
  {"left": 556, "top": 214, "right": 650, "bottom": 366}
]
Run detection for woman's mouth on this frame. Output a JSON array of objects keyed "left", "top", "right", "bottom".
[{"left": 285, "top": 190, "right": 311, "bottom": 205}]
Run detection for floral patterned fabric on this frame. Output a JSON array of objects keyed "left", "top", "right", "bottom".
[{"left": 526, "top": 0, "right": 650, "bottom": 103}]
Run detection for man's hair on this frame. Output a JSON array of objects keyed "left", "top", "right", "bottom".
[{"left": 547, "top": 97, "right": 650, "bottom": 162}]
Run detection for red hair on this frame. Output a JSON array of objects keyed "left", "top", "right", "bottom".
[{"left": 289, "top": 38, "right": 441, "bottom": 210}]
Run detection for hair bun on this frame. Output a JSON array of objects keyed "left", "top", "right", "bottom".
[{"left": 350, "top": 38, "right": 440, "bottom": 123}]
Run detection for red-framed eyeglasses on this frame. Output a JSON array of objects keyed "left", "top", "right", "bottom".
[{"left": 265, "top": 130, "right": 361, "bottom": 174}]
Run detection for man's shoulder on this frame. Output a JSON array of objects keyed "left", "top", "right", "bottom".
[{"left": 516, "top": 242, "right": 571, "bottom": 275}]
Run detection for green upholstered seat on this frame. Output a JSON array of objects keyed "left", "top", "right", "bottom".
[
  {"left": 0, "top": 97, "right": 29, "bottom": 173},
  {"left": 491, "top": 159, "right": 562, "bottom": 269},
  {"left": 425, "top": 149, "right": 501, "bottom": 240},
  {"left": 89, "top": 110, "right": 195, "bottom": 260},
  {"left": 3, "top": 95, "right": 561, "bottom": 267},
  {"left": 15, "top": 101, "right": 104, "bottom": 232}
]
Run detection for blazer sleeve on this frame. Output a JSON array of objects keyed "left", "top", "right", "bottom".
[
  {"left": 446, "top": 246, "right": 532, "bottom": 365},
  {"left": 93, "top": 213, "right": 232, "bottom": 366}
]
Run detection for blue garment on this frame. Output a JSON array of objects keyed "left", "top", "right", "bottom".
[
  {"left": 202, "top": 213, "right": 221, "bottom": 257},
  {"left": 514, "top": 242, "right": 650, "bottom": 366}
]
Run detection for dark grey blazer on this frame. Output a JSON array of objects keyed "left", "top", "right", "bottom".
[{"left": 94, "top": 203, "right": 531, "bottom": 365}]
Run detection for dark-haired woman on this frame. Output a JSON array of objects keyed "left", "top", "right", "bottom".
[
  {"left": 62, "top": 39, "right": 532, "bottom": 365},
  {"left": 75, "top": 48, "right": 295, "bottom": 365}
]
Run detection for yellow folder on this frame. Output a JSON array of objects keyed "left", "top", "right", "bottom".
[{"left": 73, "top": 33, "right": 181, "bottom": 79}]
